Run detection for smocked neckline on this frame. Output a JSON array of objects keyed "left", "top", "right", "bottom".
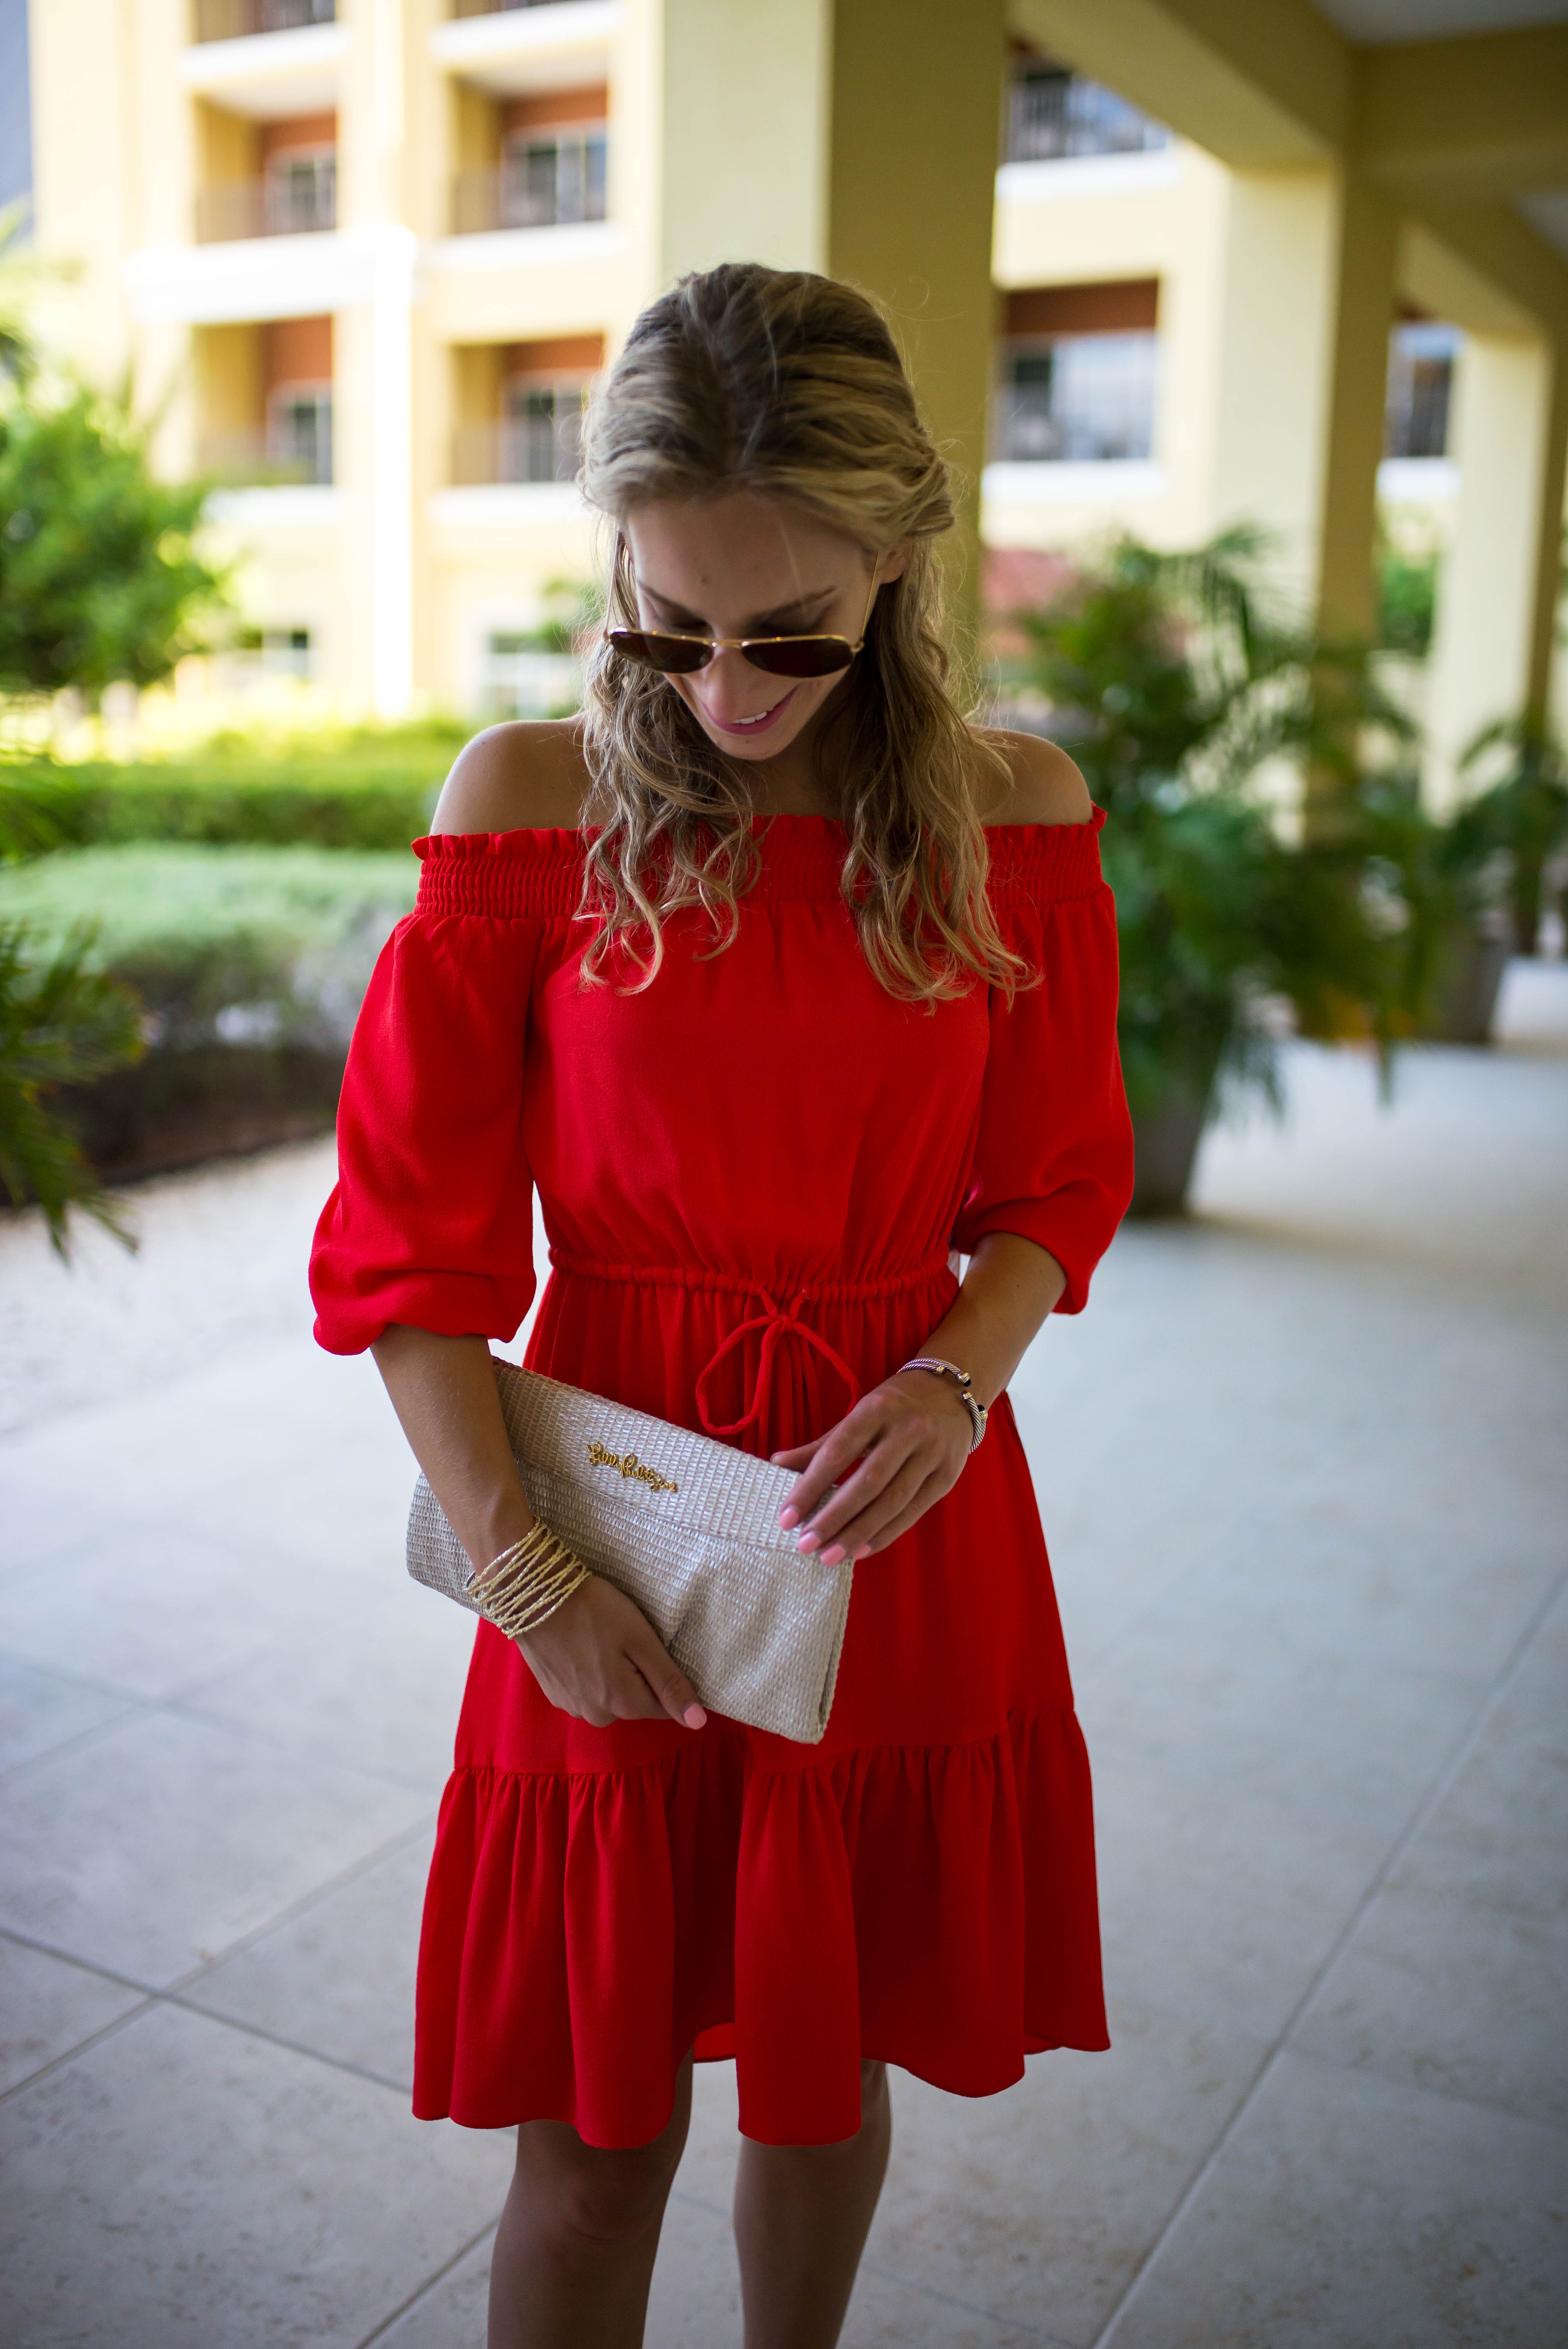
[{"left": 414, "top": 806, "right": 1107, "bottom": 856}]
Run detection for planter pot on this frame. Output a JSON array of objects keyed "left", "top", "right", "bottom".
[
  {"left": 1427, "top": 929, "right": 1511, "bottom": 1046},
  {"left": 1128, "top": 1087, "right": 1213, "bottom": 1217},
  {"left": 61, "top": 1042, "right": 347, "bottom": 1183}
]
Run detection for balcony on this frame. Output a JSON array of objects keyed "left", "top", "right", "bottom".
[
  {"left": 452, "top": 129, "right": 606, "bottom": 234},
  {"left": 194, "top": 0, "right": 334, "bottom": 37},
  {"left": 1006, "top": 65, "right": 1168, "bottom": 164},
  {"left": 200, "top": 403, "right": 333, "bottom": 490},
  {"left": 428, "top": 2, "right": 618, "bottom": 98},
  {"left": 452, "top": 389, "right": 586, "bottom": 487},
  {"left": 450, "top": 0, "right": 595, "bottom": 14},
  {"left": 196, "top": 157, "right": 336, "bottom": 243}
]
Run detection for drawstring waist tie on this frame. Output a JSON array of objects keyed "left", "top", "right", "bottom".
[{"left": 547, "top": 1248, "right": 954, "bottom": 1450}]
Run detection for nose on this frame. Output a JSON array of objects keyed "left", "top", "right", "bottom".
[{"left": 692, "top": 644, "right": 780, "bottom": 723}]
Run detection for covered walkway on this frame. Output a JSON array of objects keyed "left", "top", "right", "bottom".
[{"left": 1, "top": 971, "right": 1564, "bottom": 2346}]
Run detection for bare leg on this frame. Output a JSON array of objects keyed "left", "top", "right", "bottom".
[
  {"left": 488, "top": 2051, "right": 695, "bottom": 2349},
  {"left": 733, "top": 2058, "right": 893, "bottom": 2349}
]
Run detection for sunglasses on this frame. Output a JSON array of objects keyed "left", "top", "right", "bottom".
[{"left": 605, "top": 545, "right": 882, "bottom": 679}]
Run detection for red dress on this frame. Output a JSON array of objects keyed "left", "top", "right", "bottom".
[{"left": 310, "top": 810, "right": 1133, "bottom": 2148}]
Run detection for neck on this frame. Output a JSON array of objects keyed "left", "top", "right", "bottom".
[{"left": 741, "top": 679, "right": 850, "bottom": 819}]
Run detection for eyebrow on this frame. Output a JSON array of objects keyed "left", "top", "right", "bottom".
[{"left": 639, "top": 581, "right": 839, "bottom": 633}]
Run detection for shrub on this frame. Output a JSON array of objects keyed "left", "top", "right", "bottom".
[
  {"left": 0, "top": 920, "right": 146, "bottom": 1257},
  {"left": 0, "top": 720, "right": 469, "bottom": 859},
  {"left": 0, "top": 844, "right": 419, "bottom": 1051}
]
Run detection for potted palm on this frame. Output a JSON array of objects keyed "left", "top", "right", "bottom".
[{"left": 1005, "top": 532, "right": 1405, "bottom": 1213}]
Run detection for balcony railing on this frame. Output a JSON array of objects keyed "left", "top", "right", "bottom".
[
  {"left": 993, "top": 333, "right": 1158, "bottom": 465},
  {"left": 1007, "top": 68, "right": 1168, "bottom": 164},
  {"left": 451, "top": 134, "right": 606, "bottom": 233},
  {"left": 452, "top": 400, "right": 584, "bottom": 487},
  {"left": 194, "top": 0, "right": 335, "bottom": 39},
  {"left": 200, "top": 418, "right": 333, "bottom": 488},
  {"left": 195, "top": 164, "right": 337, "bottom": 242}
]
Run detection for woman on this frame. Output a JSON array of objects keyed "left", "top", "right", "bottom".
[{"left": 311, "top": 262, "right": 1133, "bottom": 2349}]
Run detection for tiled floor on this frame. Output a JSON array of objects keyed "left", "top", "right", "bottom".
[{"left": 2, "top": 964, "right": 1565, "bottom": 2347}]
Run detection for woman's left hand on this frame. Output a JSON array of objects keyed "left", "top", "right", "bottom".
[{"left": 770, "top": 1368, "right": 975, "bottom": 1563}]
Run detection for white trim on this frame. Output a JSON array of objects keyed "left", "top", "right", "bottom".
[
  {"left": 205, "top": 486, "right": 344, "bottom": 528},
  {"left": 429, "top": 1, "right": 618, "bottom": 77},
  {"left": 982, "top": 458, "right": 1167, "bottom": 506},
  {"left": 1377, "top": 456, "right": 1459, "bottom": 505},
  {"left": 124, "top": 230, "right": 367, "bottom": 323},
  {"left": 427, "top": 220, "right": 623, "bottom": 273},
  {"left": 995, "top": 148, "right": 1183, "bottom": 206},
  {"left": 431, "top": 482, "right": 590, "bottom": 527},
  {"left": 177, "top": 22, "right": 346, "bottom": 119}
]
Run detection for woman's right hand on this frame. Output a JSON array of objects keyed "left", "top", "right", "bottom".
[{"left": 514, "top": 1574, "right": 708, "bottom": 1731}]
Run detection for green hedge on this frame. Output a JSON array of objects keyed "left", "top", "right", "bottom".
[
  {"left": 0, "top": 843, "right": 418, "bottom": 1051},
  {"left": 0, "top": 720, "right": 470, "bottom": 859}
]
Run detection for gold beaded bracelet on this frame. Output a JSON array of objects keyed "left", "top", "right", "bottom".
[{"left": 468, "top": 1520, "right": 594, "bottom": 1640}]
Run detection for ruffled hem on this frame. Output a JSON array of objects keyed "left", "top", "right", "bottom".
[{"left": 413, "top": 1706, "right": 1108, "bottom": 2148}]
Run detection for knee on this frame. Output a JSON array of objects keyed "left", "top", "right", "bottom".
[{"left": 534, "top": 2139, "right": 678, "bottom": 2252}]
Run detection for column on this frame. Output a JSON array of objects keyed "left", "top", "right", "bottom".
[
  {"left": 1207, "top": 166, "right": 1397, "bottom": 642},
  {"left": 1426, "top": 330, "right": 1558, "bottom": 803},
  {"left": 654, "top": 0, "right": 1006, "bottom": 664}
]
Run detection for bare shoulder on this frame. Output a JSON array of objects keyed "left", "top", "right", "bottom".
[
  {"left": 975, "top": 728, "right": 1094, "bottom": 827},
  {"left": 429, "top": 718, "right": 595, "bottom": 836}
]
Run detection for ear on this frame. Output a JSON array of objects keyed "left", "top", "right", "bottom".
[{"left": 877, "top": 542, "right": 913, "bottom": 585}]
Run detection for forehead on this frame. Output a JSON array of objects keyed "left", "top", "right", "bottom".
[{"left": 624, "top": 491, "right": 862, "bottom": 612}]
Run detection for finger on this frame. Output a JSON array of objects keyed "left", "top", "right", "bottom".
[
  {"left": 769, "top": 1436, "right": 825, "bottom": 1471},
  {"left": 779, "top": 1405, "right": 893, "bottom": 1526},
  {"left": 852, "top": 1470, "right": 953, "bottom": 1556},
  {"left": 624, "top": 1624, "right": 708, "bottom": 1731},
  {"left": 808, "top": 1450, "right": 937, "bottom": 1562},
  {"left": 792, "top": 1422, "right": 922, "bottom": 1548}
]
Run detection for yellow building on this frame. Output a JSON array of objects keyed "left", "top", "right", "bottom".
[{"left": 23, "top": 0, "right": 1568, "bottom": 799}]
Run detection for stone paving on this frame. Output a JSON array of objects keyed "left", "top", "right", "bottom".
[{"left": 1, "top": 964, "right": 1565, "bottom": 2348}]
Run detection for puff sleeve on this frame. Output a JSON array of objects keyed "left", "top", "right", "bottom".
[
  {"left": 950, "top": 809, "right": 1133, "bottom": 1313},
  {"left": 309, "top": 838, "right": 549, "bottom": 1355}
]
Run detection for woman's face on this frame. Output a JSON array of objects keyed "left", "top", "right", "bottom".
[{"left": 620, "top": 492, "right": 906, "bottom": 766}]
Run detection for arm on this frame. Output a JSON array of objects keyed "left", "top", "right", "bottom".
[
  {"left": 772, "top": 1233, "right": 1065, "bottom": 1563},
  {"left": 775, "top": 737, "right": 1116, "bottom": 1566},
  {"left": 337, "top": 728, "right": 704, "bottom": 1731},
  {"left": 374, "top": 1322, "right": 708, "bottom": 1736}
]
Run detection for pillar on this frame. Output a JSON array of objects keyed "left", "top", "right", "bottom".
[
  {"left": 337, "top": 0, "right": 419, "bottom": 718},
  {"left": 1426, "top": 330, "right": 1559, "bottom": 804},
  {"left": 656, "top": 0, "right": 1006, "bottom": 671},
  {"left": 1207, "top": 166, "right": 1397, "bottom": 642}
]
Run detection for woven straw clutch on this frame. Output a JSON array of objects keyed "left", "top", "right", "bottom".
[{"left": 406, "top": 1360, "right": 854, "bottom": 1744}]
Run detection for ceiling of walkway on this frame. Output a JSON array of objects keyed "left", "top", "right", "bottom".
[
  {"left": 1314, "top": 0, "right": 1568, "bottom": 37},
  {"left": 1314, "top": 0, "right": 1568, "bottom": 262}
]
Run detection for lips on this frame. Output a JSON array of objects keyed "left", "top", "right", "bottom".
[{"left": 707, "top": 688, "right": 796, "bottom": 736}]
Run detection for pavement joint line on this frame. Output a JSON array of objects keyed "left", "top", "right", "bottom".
[
  {"left": 0, "top": 1701, "right": 154, "bottom": 1789},
  {"left": 1084, "top": 1551, "right": 1568, "bottom": 2349},
  {"left": 161, "top": 1807, "right": 440, "bottom": 1999},
  {"left": 351, "top": 2217, "right": 503, "bottom": 2348},
  {"left": 160, "top": 1993, "right": 417, "bottom": 2098},
  {"left": 1259, "top": 2031, "right": 1568, "bottom": 2143},
  {"left": 850, "top": 2255, "right": 1077, "bottom": 2342},
  {"left": 0, "top": 1920, "right": 160, "bottom": 1999}
]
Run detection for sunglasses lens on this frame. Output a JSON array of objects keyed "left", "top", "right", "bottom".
[
  {"left": 745, "top": 636, "right": 856, "bottom": 679},
  {"left": 607, "top": 629, "right": 713, "bottom": 675}
]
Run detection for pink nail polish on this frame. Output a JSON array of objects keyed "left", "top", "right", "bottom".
[
  {"left": 796, "top": 1530, "right": 820, "bottom": 1553},
  {"left": 779, "top": 1505, "right": 800, "bottom": 1529},
  {"left": 822, "top": 1543, "right": 847, "bottom": 1566}
]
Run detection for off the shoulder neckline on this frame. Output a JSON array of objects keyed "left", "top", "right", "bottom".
[{"left": 415, "top": 806, "right": 1107, "bottom": 855}]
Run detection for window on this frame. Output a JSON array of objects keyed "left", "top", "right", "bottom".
[
  {"left": 1007, "top": 64, "right": 1168, "bottom": 164},
  {"left": 266, "top": 386, "right": 333, "bottom": 484},
  {"left": 481, "top": 631, "right": 581, "bottom": 720},
  {"left": 1385, "top": 322, "right": 1458, "bottom": 461},
  {"left": 501, "top": 380, "right": 587, "bottom": 483},
  {"left": 499, "top": 127, "right": 607, "bottom": 228},
  {"left": 264, "top": 148, "right": 335, "bottom": 235},
  {"left": 995, "top": 334, "right": 1157, "bottom": 463}
]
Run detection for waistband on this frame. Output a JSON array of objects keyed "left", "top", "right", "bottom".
[
  {"left": 547, "top": 1247, "right": 955, "bottom": 1451},
  {"left": 548, "top": 1247, "right": 953, "bottom": 1304}
]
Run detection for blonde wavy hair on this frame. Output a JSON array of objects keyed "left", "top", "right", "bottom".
[{"left": 577, "top": 261, "right": 1023, "bottom": 1003}]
